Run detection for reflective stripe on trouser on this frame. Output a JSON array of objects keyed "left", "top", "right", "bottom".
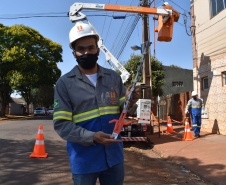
[{"left": 191, "top": 114, "right": 201, "bottom": 135}]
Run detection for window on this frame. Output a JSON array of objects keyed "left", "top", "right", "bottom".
[
  {"left": 202, "top": 77, "right": 209, "bottom": 90},
  {"left": 222, "top": 71, "right": 226, "bottom": 86},
  {"left": 210, "top": 0, "right": 226, "bottom": 17},
  {"left": 172, "top": 81, "right": 183, "bottom": 87}
]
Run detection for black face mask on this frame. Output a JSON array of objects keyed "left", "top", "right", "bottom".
[
  {"left": 193, "top": 97, "right": 197, "bottom": 100},
  {"left": 76, "top": 52, "right": 98, "bottom": 69}
]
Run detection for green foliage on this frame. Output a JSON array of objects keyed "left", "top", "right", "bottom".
[
  {"left": 124, "top": 54, "right": 143, "bottom": 85},
  {"left": 124, "top": 53, "right": 165, "bottom": 97},
  {"left": 169, "top": 65, "right": 182, "bottom": 69},
  {"left": 151, "top": 57, "right": 165, "bottom": 97},
  {"left": 0, "top": 25, "right": 13, "bottom": 115},
  {"left": 31, "top": 86, "right": 54, "bottom": 107},
  {"left": 0, "top": 24, "right": 62, "bottom": 114}
]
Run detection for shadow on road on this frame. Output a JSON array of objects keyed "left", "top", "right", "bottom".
[
  {"left": 25, "top": 115, "right": 54, "bottom": 121},
  {"left": 0, "top": 138, "right": 215, "bottom": 185},
  {"left": 0, "top": 139, "right": 71, "bottom": 185}
]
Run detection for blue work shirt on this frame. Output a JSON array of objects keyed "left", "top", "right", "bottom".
[
  {"left": 53, "top": 65, "right": 126, "bottom": 174},
  {"left": 186, "top": 97, "right": 204, "bottom": 116}
]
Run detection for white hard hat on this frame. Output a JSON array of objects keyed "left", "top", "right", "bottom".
[
  {"left": 163, "top": 2, "right": 169, "bottom": 6},
  {"left": 192, "top": 91, "right": 198, "bottom": 96},
  {"left": 69, "top": 21, "right": 99, "bottom": 49}
]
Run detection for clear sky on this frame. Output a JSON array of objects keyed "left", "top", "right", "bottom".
[{"left": 1, "top": 0, "right": 192, "bottom": 97}]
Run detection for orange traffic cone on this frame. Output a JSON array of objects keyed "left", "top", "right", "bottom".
[
  {"left": 165, "top": 116, "right": 176, "bottom": 133},
  {"left": 30, "top": 125, "right": 48, "bottom": 158},
  {"left": 181, "top": 118, "right": 194, "bottom": 141}
]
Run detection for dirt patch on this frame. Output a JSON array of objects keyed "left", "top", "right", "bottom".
[{"left": 122, "top": 142, "right": 213, "bottom": 185}]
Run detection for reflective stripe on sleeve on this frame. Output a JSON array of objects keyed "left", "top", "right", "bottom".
[
  {"left": 53, "top": 111, "right": 72, "bottom": 121},
  {"left": 73, "top": 106, "right": 120, "bottom": 123},
  {"left": 119, "top": 96, "right": 125, "bottom": 106}
]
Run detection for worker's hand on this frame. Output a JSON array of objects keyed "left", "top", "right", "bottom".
[
  {"left": 93, "top": 131, "right": 122, "bottom": 146},
  {"left": 185, "top": 110, "right": 189, "bottom": 114},
  {"left": 126, "top": 85, "right": 141, "bottom": 107}
]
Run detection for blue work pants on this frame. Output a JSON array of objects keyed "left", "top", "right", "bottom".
[
  {"left": 72, "top": 162, "right": 124, "bottom": 185},
  {"left": 191, "top": 113, "right": 201, "bottom": 135}
]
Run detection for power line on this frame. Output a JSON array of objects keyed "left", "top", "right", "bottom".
[
  {"left": 116, "top": 15, "right": 141, "bottom": 60},
  {"left": 0, "top": 14, "right": 136, "bottom": 20},
  {"left": 166, "top": 0, "right": 189, "bottom": 13},
  {"left": 0, "top": 12, "right": 68, "bottom": 16},
  {"left": 0, "top": 15, "right": 68, "bottom": 19},
  {"left": 104, "top": 0, "right": 119, "bottom": 43},
  {"left": 111, "top": 15, "right": 130, "bottom": 53},
  {"left": 101, "top": 0, "right": 111, "bottom": 37},
  {"left": 110, "top": 0, "right": 141, "bottom": 58},
  {"left": 196, "top": 26, "right": 226, "bottom": 46},
  {"left": 111, "top": 14, "right": 140, "bottom": 60},
  {"left": 196, "top": 14, "right": 226, "bottom": 35},
  {"left": 183, "top": 12, "right": 191, "bottom": 36}
]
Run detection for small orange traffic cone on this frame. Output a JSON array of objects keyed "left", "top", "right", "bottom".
[
  {"left": 165, "top": 116, "right": 176, "bottom": 133},
  {"left": 181, "top": 118, "right": 194, "bottom": 141},
  {"left": 30, "top": 125, "right": 48, "bottom": 158}
]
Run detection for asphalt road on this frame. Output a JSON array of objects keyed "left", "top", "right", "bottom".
[
  {"left": 0, "top": 116, "right": 211, "bottom": 185},
  {"left": 0, "top": 115, "right": 72, "bottom": 185}
]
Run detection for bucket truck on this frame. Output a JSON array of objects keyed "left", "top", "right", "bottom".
[{"left": 68, "top": 2, "right": 180, "bottom": 142}]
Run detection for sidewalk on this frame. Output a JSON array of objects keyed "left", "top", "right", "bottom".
[
  {"left": 0, "top": 115, "right": 34, "bottom": 121},
  {"left": 148, "top": 123, "right": 226, "bottom": 185}
]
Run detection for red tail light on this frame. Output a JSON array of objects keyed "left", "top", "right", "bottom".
[{"left": 142, "top": 125, "right": 147, "bottom": 132}]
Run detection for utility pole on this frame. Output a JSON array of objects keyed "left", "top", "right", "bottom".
[
  {"left": 141, "top": 0, "right": 152, "bottom": 100},
  {"left": 190, "top": 2, "right": 198, "bottom": 93}
]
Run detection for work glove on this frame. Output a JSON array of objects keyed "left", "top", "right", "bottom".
[{"left": 185, "top": 110, "right": 189, "bottom": 114}]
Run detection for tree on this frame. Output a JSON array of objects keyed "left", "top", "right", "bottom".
[
  {"left": 0, "top": 24, "right": 13, "bottom": 116},
  {"left": 151, "top": 57, "right": 165, "bottom": 97},
  {"left": 0, "top": 77, "right": 12, "bottom": 116},
  {"left": 31, "top": 85, "right": 55, "bottom": 108},
  {"left": 169, "top": 65, "right": 182, "bottom": 69},
  {"left": 0, "top": 24, "right": 62, "bottom": 114},
  {"left": 124, "top": 54, "right": 165, "bottom": 97}
]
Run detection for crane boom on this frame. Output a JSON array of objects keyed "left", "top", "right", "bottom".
[
  {"left": 69, "top": 3, "right": 174, "bottom": 22},
  {"left": 99, "top": 44, "right": 130, "bottom": 83},
  {"left": 69, "top": 2, "right": 180, "bottom": 42}
]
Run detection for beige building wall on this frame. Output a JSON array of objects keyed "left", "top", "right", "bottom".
[{"left": 192, "top": 1, "right": 226, "bottom": 134}]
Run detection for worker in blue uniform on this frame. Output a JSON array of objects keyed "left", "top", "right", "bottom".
[
  {"left": 53, "top": 21, "right": 140, "bottom": 185},
  {"left": 185, "top": 91, "right": 204, "bottom": 138}
]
